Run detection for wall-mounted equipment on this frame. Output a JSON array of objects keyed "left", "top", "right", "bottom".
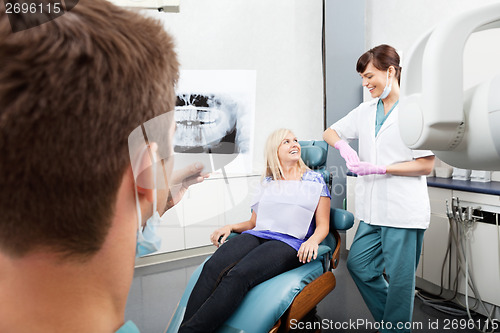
[
  {"left": 399, "top": 3, "right": 500, "bottom": 170},
  {"left": 107, "top": 0, "right": 179, "bottom": 12}
]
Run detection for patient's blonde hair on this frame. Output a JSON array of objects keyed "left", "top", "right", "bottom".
[{"left": 264, "top": 129, "right": 309, "bottom": 180}]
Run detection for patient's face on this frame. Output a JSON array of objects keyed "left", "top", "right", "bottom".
[
  {"left": 278, "top": 132, "right": 301, "bottom": 165},
  {"left": 174, "top": 93, "right": 238, "bottom": 153}
]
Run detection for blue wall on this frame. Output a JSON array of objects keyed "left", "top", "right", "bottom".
[{"left": 324, "top": 0, "right": 365, "bottom": 208}]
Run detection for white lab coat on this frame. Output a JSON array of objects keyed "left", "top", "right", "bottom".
[{"left": 331, "top": 99, "right": 434, "bottom": 229}]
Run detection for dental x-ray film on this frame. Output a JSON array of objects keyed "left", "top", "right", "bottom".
[{"left": 173, "top": 70, "right": 255, "bottom": 175}]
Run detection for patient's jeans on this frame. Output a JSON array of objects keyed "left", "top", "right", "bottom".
[{"left": 179, "top": 233, "right": 301, "bottom": 333}]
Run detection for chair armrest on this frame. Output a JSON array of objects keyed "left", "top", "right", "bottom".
[
  {"left": 331, "top": 229, "right": 341, "bottom": 269},
  {"left": 316, "top": 244, "right": 331, "bottom": 258},
  {"left": 226, "top": 232, "right": 239, "bottom": 241},
  {"left": 217, "top": 232, "right": 239, "bottom": 245},
  {"left": 330, "top": 208, "right": 354, "bottom": 231},
  {"left": 324, "top": 209, "right": 353, "bottom": 270}
]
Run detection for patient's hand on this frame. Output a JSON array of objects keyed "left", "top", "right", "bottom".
[
  {"left": 210, "top": 225, "right": 232, "bottom": 248},
  {"left": 297, "top": 239, "right": 319, "bottom": 263},
  {"left": 166, "top": 163, "right": 210, "bottom": 211}
]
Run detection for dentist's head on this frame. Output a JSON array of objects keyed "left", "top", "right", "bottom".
[
  {"left": 357, "top": 44, "right": 401, "bottom": 100},
  {"left": 0, "top": 0, "right": 179, "bottom": 261},
  {"left": 0, "top": 1, "right": 181, "bottom": 331}
]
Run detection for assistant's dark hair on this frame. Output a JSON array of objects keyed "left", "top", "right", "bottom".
[
  {"left": 0, "top": 0, "right": 179, "bottom": 259},
  {"left": 356, "top": 44, "right": 401, "bottom": 84}
]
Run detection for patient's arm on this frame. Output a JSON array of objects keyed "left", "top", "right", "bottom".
[
  {"left": 210, "top": 211, "right": 257, "bottom": 247},
  {"left": 297, "top": 196, "right": 331, "bottom": 263}
]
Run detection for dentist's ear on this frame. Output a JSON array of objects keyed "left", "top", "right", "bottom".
[
  {"left": 136, "top": 184, "right": 155, "bottom": 204},
  {"left": 135, "top": 142, "right": 159, "bottom": 204},
  {"left": 388, "top": 65, "right": 395, "bottom": 77},
  {"left": 134, "top": 161, "right": 156, "bottom": 229}
]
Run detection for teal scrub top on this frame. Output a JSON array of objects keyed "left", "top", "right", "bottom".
[
  {"left": 375, "top": 99, "right": 399, "bottom": 137},
  {"left": 116, "top": 321, "right": 140, "bottom": 333}
]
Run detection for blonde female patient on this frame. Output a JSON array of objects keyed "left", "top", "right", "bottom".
[{"left": 179, "top": 128, "right": 331, "bottom": 333}]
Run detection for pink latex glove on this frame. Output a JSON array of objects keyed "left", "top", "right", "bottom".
[
  {"left": 348, "top": 162, "right": 386, "bottom": 176},
  {"left": 334, "top": 140, "right": 360, "bottom": 165}
]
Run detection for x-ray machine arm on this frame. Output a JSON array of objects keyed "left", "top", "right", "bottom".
[{"left": 399, "top": 3, "right": 500, "bottom": 170}]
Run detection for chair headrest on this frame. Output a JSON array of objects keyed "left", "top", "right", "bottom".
[{"left": 300, "top": 146, "right": 327, "bottom": 168}]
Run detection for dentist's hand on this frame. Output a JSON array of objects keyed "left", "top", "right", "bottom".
[
  {"left": 166, "top": 163, "right": 210, "bottom": 210},
  {"left": 348, "top": 162, "right": 386, "bottom": 176},
  {"left": 334, "top": 140, "right": 360, "bottom": 165}
]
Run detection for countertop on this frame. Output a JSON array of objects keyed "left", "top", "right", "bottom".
[
  {"left": 347, "top": 172, "right": 500, "bottom": 196},
  {"left": 426, "top": 177, "right": 500, "bottom": 196}
]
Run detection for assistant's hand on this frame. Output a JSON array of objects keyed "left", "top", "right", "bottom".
[
  {"left": 210, "top": 225, "right": 232, "bottom": 247},
  {"left": 297, "top": 239, "right": 319, "bottom": 263},
  {"left": 334, "top": 140, "right": 360, "bottom": 165},
  {"left": 348, "top": 161, "right": 386, "bottom": 176},
  {"left": 166, "top": 163, "right": 210, "bottom": 211}
]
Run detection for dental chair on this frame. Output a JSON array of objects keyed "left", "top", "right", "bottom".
[
  {"left": 167, "top": 140, "right": 354, "bottom": 333},
  {"left": 298, "top": 140, "right": 331, "bottom": 190}
]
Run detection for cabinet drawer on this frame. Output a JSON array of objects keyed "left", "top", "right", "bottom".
[
  {"left": 453, "top": 190, "right": 500, "bottom": 213},
  {"left": 428, "top": 187, "right": 452, "bottom": 216}
]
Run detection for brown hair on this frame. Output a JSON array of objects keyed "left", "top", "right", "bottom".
[
  {"left": 356, "top": 44, "right": 402, "bottom": 84},
  {"left": 0, "top": 0, "right": 179, "bottom": 259}
]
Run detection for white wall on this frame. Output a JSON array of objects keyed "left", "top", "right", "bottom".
[{"left": 147, "top": 0, "right": 324, "bottom": 173}]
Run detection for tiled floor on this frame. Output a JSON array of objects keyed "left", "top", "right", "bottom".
[{"left": 125, "top": 233, "right": 497, "bottom": 333}]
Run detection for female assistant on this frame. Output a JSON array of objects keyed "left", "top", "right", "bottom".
[{"left": 323, "top": 44, "right": 435, "bottom": 333}]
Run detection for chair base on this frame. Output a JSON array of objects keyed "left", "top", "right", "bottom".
[{"left": 271, "top": 271, "right": 336, "bottom": 333}]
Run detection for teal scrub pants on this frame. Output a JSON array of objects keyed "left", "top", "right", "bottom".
[{"left": 347, "top": 221, "right": 425, "bottom": 333}]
